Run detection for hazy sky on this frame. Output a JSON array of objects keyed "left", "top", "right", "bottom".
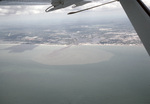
[
  {"left": 0, "top": 0, "right": 149, "bottom": 23},
  {"left": 0, "top": 0, "right": 149, "bottom": 15},
  {"left": 0, "top": 0, "right": 121, "bottom": 15}
]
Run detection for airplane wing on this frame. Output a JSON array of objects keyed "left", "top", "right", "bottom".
[
  {"left": 0, "top": 0, "right": 91, "bottom": 6},
  {"left": 45, "top": 0, "right": 92, "bottom": 12},
  {"left": 120, "top": 0, "right": 150, "bottom": 56},
  {"left": 0, "top": 0, "right": 92, "bottom": 12}
]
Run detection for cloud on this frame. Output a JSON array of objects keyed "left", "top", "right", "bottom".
[
  {"left": 142, "top": 0, "right": 150, "bottom": 8},
  {"left": 0, "top": 0, "right": 149, "bottom": 16},
  {"left": 0, "top": 0, "right": 121, "bottom": 16},
  {"left": 0, "top": 5, "right": 46, "bottom": 15}
]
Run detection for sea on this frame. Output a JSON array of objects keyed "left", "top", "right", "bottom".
[{"left": 0, "top": 44, "right": 150, "bottom": 104}]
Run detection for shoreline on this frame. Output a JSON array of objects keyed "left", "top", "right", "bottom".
[{"left": 0, "top": 43, "right": 143, "bottom": 47}]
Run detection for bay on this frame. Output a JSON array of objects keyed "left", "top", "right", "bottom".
[{"left": 0, "top": 44, "right": 150, "bottom": 104}]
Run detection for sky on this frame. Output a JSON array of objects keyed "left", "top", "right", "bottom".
[
  {"left": 0, "top": 0, "right": 149, "bottom": 16},
  {"left": 0, "top": 0, "right": 149, "bottom": 23},
  {"left": 0, "top": 0, "right": 121, "bottom": 15}
]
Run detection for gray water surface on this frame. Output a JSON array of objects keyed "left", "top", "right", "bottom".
[{"left": 0, "top": 45, "right": 150, "bottom": 104}]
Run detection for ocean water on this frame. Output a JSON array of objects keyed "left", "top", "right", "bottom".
[{"left": 0, "top": 44, "right": 150, "bottom": 104}]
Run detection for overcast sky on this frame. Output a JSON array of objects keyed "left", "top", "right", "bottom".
[
  {"left": 0, "top": 0, "right": 148, "bottom": 15},
  {"left": 0, "top": 0, "right": 149, "bottom": 23},
  {"left": 0, "top": 0, "right": 120, "bottom": 15}
]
